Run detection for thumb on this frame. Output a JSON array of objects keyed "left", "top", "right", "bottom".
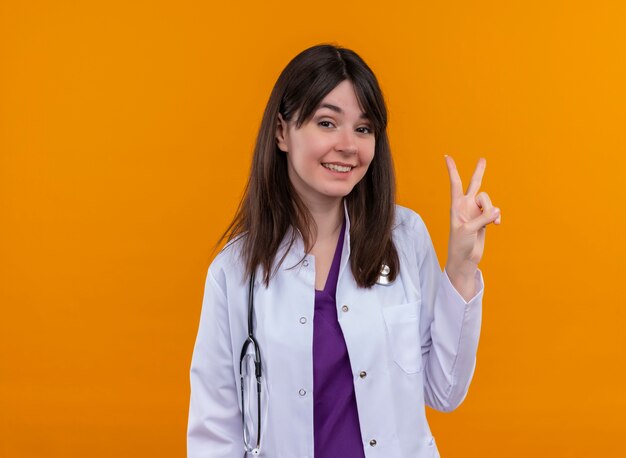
[{"left": 466, "top": 207, "right": 500, "bottom": 232}]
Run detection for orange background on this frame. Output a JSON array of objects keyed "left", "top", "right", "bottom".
[{"left": 1, "top": 1, "right": 625, "bottom": 457}]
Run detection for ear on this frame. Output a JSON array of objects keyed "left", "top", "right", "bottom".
[{"left": 275, "top": 113, "right": 289, "bottom": 153}]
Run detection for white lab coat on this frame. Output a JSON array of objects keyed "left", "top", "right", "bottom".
[{"left": 188, "top": 204, "right": 484, "bottom": 458}]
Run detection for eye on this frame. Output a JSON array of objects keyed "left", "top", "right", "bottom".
[
  {"left": 356, "top": 126, "right": 373, "bottom": 134},
  {"left": 318, "top": 120, "right": 335, "bottom": 128}
]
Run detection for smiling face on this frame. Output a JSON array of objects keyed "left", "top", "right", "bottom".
[{"left": 276, "top": 79, "right": 376, "bottom": 209}]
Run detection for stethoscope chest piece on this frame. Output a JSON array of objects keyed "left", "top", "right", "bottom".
[{"left": 376, "top": 264, "right": 392, "bottom": 286}]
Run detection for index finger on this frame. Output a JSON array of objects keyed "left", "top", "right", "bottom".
[
  {"left": 444, "top": 155, "right": 464, "bottom": 198},
  {"left": 466, "top": 157, "right": 486, "bottom": 196}
]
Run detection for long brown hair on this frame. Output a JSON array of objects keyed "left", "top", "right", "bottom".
[{"left": 221, "top": 44, "right": 399, "bottom": 288}]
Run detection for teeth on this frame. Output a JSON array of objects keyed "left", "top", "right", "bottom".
[{"left": 323, "top": 163, "right": 352, "bottom": 172}]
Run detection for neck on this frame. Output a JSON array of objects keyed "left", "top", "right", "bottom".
[{"left": 301, "top": 196, "right": 344, "bottom": 246}]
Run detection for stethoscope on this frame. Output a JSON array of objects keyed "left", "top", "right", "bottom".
[
  {"left": 240, "top": 271, "right": 262, "bottom": 456},
  {"left": 238, "top": 263, "right": 392, "bottom": 455}
]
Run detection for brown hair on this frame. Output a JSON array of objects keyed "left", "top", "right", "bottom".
[{"left": 221, "top": 44, "right": 399, "bottom": 288}]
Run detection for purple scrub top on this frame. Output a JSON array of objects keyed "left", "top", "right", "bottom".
[{"left": 313, "top": 219, "right": 366, "bottom": 457}]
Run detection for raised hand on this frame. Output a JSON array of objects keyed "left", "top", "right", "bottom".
[{"left": 443, "top": 156, "right": 500, "bottom": 299}]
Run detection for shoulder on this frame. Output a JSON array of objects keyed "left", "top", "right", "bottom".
[
  {"left": 393, "top": 204, "right": 428, "bottom": 238},
  {"left": 206, "top": 234, "right": 247, "bottom": 289},
  {"left": 391, "top": 204, "right": 434, "bottom": 260}
]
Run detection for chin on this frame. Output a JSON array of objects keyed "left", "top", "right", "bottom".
[{"left": 322, "top": 186, "right": 357, "bottom": 199}]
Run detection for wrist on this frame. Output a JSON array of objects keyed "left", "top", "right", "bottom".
[
  {"left": 445, "top": 259, "right": 478, "bottom": 279},
  {"left": 445, "top": 259, "right": 479, "bottom": 302}
]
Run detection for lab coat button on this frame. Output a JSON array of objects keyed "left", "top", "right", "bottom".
[
  {"left": 359, "top": 371, "right": 367, "bottom": 378},
  {"left": 369, "top": 439, "right": 377, "bottom": 446},
  {"left": 299, "top": 317, "right": 307, "bottom": 324},
  {"left": 303, "top": 259, "right": 309, "bottom": 267},
  {"left": 341, "top": 305, "right": 349, "bottom": 312},
  {"left": 299, "top": 389, "right": 306, "bottom": 396}
]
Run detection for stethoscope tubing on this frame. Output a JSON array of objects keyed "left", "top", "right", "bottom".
[{"left": 240, "top": 271, "right": 262, "bottom": 455}]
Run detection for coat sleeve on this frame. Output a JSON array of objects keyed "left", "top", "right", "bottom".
[
  {"left": 187, "top": 265, "right": 243, "bottom": 457},
  {"left": 415, "top": 216, "right": 484, "bottom": 412}
]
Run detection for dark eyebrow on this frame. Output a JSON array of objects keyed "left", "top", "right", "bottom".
[{"left": 317, "top": 103, "right": 369, "bottom": 119}]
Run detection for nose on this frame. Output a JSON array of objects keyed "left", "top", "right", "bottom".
[{"left": 335, "top": 128, "right": 358, "bottom": 155}]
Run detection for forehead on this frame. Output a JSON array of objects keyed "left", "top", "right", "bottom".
[{"left": 315, "top": 80, "right": 366, "bottom": 116}]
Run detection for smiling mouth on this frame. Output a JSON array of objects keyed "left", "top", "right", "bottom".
[{"left": 322, "top": 163, "right": 354, "bottom": 173}]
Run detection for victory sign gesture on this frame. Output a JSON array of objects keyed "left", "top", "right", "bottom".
[{"left": 443, "top": 156, "right": 501, "bottom": 301}]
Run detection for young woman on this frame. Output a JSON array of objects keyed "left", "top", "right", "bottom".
[{"left": 187, "top": 44, "right": 501, "bottom": 457}]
